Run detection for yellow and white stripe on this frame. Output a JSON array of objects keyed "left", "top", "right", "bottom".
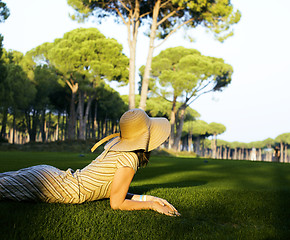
[{"left": 0, "top": 151, "right": 138, "bottom": 204}]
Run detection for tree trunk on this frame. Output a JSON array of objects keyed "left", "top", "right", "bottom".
[
  {"left": 223, "top": 147, "right": 227, "bottom": 159},
  {"left": 31, "top": 110, "right": 38, "bottom": 142},
  {"left": 68, "top": 91, "right": 77, "bottom": 140},
  {"left": 227, "top": 148, "right": 231, "bottom": 159},
  {"left": 97, "top": 119, "right": 101, "bottom": 140},
  {"left": 201, "top": 140, "right": 205, "bottom": 157},
  {"left": 9, "top": 128, "right": 12, "bottom": 143},
  {"left": 87, "top": 108, "right": 91, "bottom": 139},
  {"left": 44, "top": 117, "right": 48, "bottom": 142},
  {"left": 56, "top": 112, "right": 60, "bottom": 141},
  {"left": 78, "top": 91, "right": 94, "bottom": 140},
  {"left": 92, "top": 103, "right": 97, "bottom": 139},
  {"left": 187, "top": 134, "right": 191, "bottom": 152},
  {"left": 0, "top": 106, "right": 8, "bottom": 139},
  {"left": 178, "top": 139, "right": 181, "bottom": 152},
  {"left": 41, "top": 109, "right": 45, "bottom": 142},
  {"left": 238, "top": 149, "right": 241, "bottom": 160},
  {"left": 139, "top": 0, "right": 161, "bottom": 110},
  {"left": 173, "top": 105, "right": 186, "bottom": 151},
  {"left": 126, "top": 2, "right": 140, "bottom": 110},
  {"left": 188, "top": 134, "right": 192, "bottom": 152},
  {"left": 25, "top": 129, "right": 30, "bottom": 143},
  {"left": 245, "top": 149, "right": 249, "bottom": 160},
  {"left": 12, "top": 113, "right": 16, "bottom": 144},
  {"left": 47, "top": 111, "right": 51, "bottom": 142},
  {"left": 60, "top": 112, "right": 65, "bottom": 141},
  {"left": 168, "top": 95, "right": 177, "bottom": 149},
  {"left": 258, "top": 148, "right": 262, "bottom": 161},
  {"left": 25, "top": 111, "right": 31, "bottom": 143},
  {"left": 84, "top": 95, "right": 93, "bottom": 139},
  {"left": 233, "top": 148, "right": 236, "bottom": 159},
  {"left": 216, "top": 147, "right": 220, "bottom": 159},
  {"left": 55, "top": 122, "right": 59, "bottom": 141},
  {"left": 66, "top": 79, "right": 78, "bottom": 140},
  {"left": 128, "top": 37, "right": 137, "bottom": 110},
  {"left": 280, "top": 142, "right": 284, "bottom": 163},
  {"left": 78, "top": 90, "right": 85, "bottom": 140},
  {"left": 102, "top": 119, "right": 107, "bottom": 137},
  {"left": 285, "top": 144, "right": 288, "bottom": 163},
  {"left": 196, "top": 136, "right": 201, "bottom": 155},
  {"left": 211, "top": 134, "right": 217, "bottom": 159}
]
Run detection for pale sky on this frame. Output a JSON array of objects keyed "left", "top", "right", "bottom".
[{"left": 1, "top": 0, "right": 290, "bottom": 143}]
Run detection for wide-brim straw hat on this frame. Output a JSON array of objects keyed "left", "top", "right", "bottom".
[{"left": 91, "top": 109, "right": 170, "bottom": 152}]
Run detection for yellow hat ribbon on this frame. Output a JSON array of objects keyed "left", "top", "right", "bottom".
[{"left": 91, "top": 133, "right": 120, "bottom": 152}]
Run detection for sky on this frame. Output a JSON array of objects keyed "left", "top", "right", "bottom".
[{"left": 1, "top": 0, "right": 290, "bottom": 143}]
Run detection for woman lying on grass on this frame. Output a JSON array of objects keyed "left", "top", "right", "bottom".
[{"left": 0, "top": 109, "right": 180, "bottom": 217}]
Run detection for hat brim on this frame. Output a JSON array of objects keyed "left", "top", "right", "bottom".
[
  {"left": 105, "top": 117, "right": 170, "bottom": 152},
  {"left": 147, "top": 118, "right": 171, "bottom": 151}
]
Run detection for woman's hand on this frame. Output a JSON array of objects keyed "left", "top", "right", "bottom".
[{"left": 146, "top": 195, "right": 180, "bottom": 217}]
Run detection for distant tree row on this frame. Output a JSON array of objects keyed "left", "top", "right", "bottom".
[
  {"left": 0, "top": 47, "right": 128, "bottom": 143},
  {"left": 0, "top": 27, "right": 129, "bottom": 143},
  {"left": 181, "top": 121, "right": 290, "bottom": 163}
]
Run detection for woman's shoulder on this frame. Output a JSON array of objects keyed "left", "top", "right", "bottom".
[
  {"left": 112, "top": 151, "right": 138, "bottom": 172},
  {"left": 105, "top": 151, "right": 137, "bottom": 158}
]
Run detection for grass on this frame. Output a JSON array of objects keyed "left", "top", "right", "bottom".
[{"left": 1, "top": 151, "right": 290, "bottom": 240}]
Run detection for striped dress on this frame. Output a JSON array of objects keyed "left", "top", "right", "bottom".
[{"left": 0, "top": 151, "right": 138, "bottom": 204}]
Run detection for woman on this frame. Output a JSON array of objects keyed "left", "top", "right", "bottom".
[{"left": 0, "top": 109, "right": 180, "bottom": 217}]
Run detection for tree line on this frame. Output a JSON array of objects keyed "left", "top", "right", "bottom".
[
  {"left": 0, "top": 26, "right": 233, "bottom": 149},
  {"left": 0, "top": 0, "right": 241, "bottom": 151},
  {"left": 181, "top": 121, "right": 290, "bottom": 163}
]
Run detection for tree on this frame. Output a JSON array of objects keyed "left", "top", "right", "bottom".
[
  {"left": 30, "top": 65, "right": 61, "bottom": 142},
  {"left": 275, "top": 133, "right": 290, "bottom": 163},
  {"left": 208, "top": 122, "right": 226, "bottom": 158},
  {"left": 0, "top": 39, "right": 7, "bottom": 141},
  {"left": 0, "top": 0, "right": 9, "bottom": 23},
  {"left": 94, "top": 83, "right": 128, "bottom": 139},
  {"left": 1, "top": 50, "right": 58, "bottom": 142},
  {"left": 0, "top": 50, "right": 31, "bottom": 140},
  {"left": 149, "top": 46, "right": 232, "bottom": 150},
  {"left": 247, "top": 140, "right": 265, "bottom": 161},
  {"left": 216, "top": 139, "right": 231, "bottom": 159},
  {"left": 32, "top": 28, "right": 129, "bottom": 140},
  {"left": 68, "top": 0, "right": 148, "bottom": 109},
  {"left": 145, "top": 96, "right": 172, "bottom": 117},
  {"left": 67, "top": 0, "right": 241, "bottom": 110},
  {"left": 0, "top": 54, "right": 36, "bottom": 143},
  {"left": 138, "top": 0, "right": 241, "bottom": 110},
  {"left": 0, "top": 1, "right": 10, "bottom": 140},
  {"left": 121, "top": 93, "right": 173, "bottom": 118},
  {"left": 183, "top": 119, "right": 208, "bottom": 153}
]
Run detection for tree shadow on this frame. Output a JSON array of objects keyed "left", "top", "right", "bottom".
[
  {"left": 129, "top": 179, "right": 207, "bottom": 194},
  {"left": 133, "top": 157, "right": 214, "bottom": 181},
  {"left": 270, "top": 163, "right": 290, "bottom": 239}
]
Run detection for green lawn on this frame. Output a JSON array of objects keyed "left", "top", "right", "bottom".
[{"left": 1, "top": 151, "right": 290, "bottom": 240}]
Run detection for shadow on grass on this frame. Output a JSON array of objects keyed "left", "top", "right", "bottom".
[
  {"left": 131, "top": 157, "right": 290, "bottom": 239},
  {"left": 271, "top": 164, "right": 290, "bottom": 239},
  {"left": 129, "top": 179, "right": 207, "bottom": 194}
]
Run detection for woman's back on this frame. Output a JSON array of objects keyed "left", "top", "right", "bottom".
[{"left": 0, "top": 151, "right": 138, "bottom": 204}]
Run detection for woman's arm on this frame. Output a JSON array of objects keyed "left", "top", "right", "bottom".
[{"left": 110, "top": 167, "right": 180, "bottom": 216}]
